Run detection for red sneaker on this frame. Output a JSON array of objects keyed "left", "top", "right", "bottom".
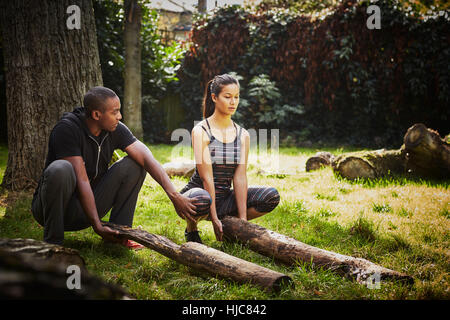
[{"left": 122, "top": 239, "right": 145, "bottom": 250}]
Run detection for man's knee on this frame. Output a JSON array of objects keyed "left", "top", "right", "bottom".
[
  {"left": 115, "top": 156, "right": 146, "bottom": 181},
  {"left": 44, "top": 160, "right": 76, "bottom": 189}
]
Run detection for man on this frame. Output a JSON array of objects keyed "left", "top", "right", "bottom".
[{"left": 32, "top": 86, "right": 196, "bottom": 247}]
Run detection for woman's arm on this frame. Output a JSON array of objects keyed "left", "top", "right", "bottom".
[
  {"left": 233, "top": 129, "right": 250, "bottom": 220},
  {"left": 192, "top": 125, "right": 223, "bottom": 240}
]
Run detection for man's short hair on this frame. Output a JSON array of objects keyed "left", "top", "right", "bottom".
[{"left": 83, "top": 86, "right": 118, "bottom": 117}]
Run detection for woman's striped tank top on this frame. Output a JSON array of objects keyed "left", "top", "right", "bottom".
[{"left": 181, "top": 119, "right": 242, "bottom": 200}]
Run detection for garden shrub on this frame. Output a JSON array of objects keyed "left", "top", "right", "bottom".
[
  {"left": 94, "top": 0, "right": 186, "bottom": 143},
  {"left": 177, "top": 0, "right": 450, "bottom": 148}
]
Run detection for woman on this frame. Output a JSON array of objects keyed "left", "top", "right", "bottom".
[{"left": 180, "top": 74, "right": 280, "bottom": 243}]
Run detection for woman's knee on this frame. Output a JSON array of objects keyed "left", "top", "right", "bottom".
[
  {"left": 255, "top": 186, "right": 280, "bottom": 213},
  {"left": 184, "top": 188, "right": 212, "bottom": 217}
]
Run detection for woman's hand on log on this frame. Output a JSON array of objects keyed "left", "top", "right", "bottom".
[{"left": 212, "top": 218, "right": 223, "bottom": 241}]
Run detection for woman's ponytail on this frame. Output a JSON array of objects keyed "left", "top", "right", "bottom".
[{"left": 202, "top": 79, "right": 215, "bottom": 119}]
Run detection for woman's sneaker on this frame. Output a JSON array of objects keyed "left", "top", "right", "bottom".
[{"left": 184, "top": 229, "right": 203, "bottom": 244}]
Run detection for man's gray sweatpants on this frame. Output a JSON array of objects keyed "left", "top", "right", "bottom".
[{"left": 32, "top": 156, "right": 146, "bottom": 245}]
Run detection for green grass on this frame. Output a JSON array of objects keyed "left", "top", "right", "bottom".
[{"left": 0, "top": 143, "right": 449, "bottom": 300}]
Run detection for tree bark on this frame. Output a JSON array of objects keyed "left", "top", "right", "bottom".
[
  {"left": 102, "top": 222, "right": 293, "bottom": 292},
  {"left": 403, "top": 123, "right": 450, "bottom": 179},
  {"left": 123, "top": 0, "right": 143, "bottom": 141},
  {"left": 0, "top": 0, "right": 103, "bottom": 191},
  {"left": 221, "top": 216, "right": 413, "bottom": 284}
]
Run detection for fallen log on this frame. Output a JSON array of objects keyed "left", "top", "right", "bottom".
[
  {"left": 306, "top": 152, "right": 335, "bottom": 172},
  {"left": 221, "top": 216, "right": 413, "bottom": 285},
  {"left": 330, "top": 123, "right": 449, "bottom": 180},
  {"left": 331, "top": 149, "right": 405, "bottom": 180},
  {"left": 102, "top": 222, "right": 292, "bottom": 292},
  {"left": 403, "top": 123, "right": 450, "bottom": 178},
  {"left": 0, "top": 241, "right": 129, "bottom": 299},
  {"left": 163, "top": 161, "right": 195, "bottom": 178},
  {"left": 0, "top": 238, "right": 85, "bottom": 267}
]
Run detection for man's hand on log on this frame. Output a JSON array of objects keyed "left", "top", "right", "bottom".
[
  {"left": 169, "top": 192, "right": 197, "bottom": 223},
  {"left": 94, "top": 224, "right": 121, "bottom": 243}
]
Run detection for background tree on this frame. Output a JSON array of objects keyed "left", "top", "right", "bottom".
[
  {"left": 198, "top": 0, "right": 207, "bottom": 13},
  {"left": 0, "top": 0, "right": 103, "bottom": 191},
  {"left": 123, "top": 0, "right": 143, "bottom": 140}
]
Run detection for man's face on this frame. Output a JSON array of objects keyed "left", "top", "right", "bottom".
[{"left": 97, "top": 96, "right": 122, "bottom": 132}]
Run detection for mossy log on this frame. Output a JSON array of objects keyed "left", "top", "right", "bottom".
[
  {"left": 102, "top": 222, "right": 292, "bottom": 292},
  {"left": 330, "top": 124, "right": 449, "bottom": 180},
  {"left": 306, "top": 152, "right": 335, "bottom": 171},
  {"left": 0, "top": 239, "right": 128, "bottom": 299},
  {"left": 331, "top": 149, "right": 406, "bottom": 180},
  {"left": 221, "top": 216, "right": 413, "bottom": 285},
  {"left": 403, "top": 123, "right": 450, "bottom": 178}
]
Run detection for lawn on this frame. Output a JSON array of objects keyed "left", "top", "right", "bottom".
[{"left": 0, "top": 143, "right": 449, "bottom": 300}]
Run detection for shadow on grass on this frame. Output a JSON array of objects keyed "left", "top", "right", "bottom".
[{"left": 334, "top": 172, "right": 450, "bottom": 189}]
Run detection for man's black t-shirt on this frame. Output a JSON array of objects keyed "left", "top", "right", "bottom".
[{"left": 43, "top": 106, "right": 137, "bottom": 188}]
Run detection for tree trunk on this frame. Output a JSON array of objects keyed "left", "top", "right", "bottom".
[
  {"left": 403, "top": 123, "right": 450, "bottom": 179},
  {"left": 0, "top": 0, "right": 102, "bottom": 191},
  {"left": 331, "top": 149, "right": 405, "bottom": 180},
  {"left": 221, "top": 216, "right": 413, "bottom": 285},
  {"left": 103, "top": 222, "right": 293, "bottom": 292},
  {"left": 198, "top": 0, "right": 207, "bottom": 13},
  {"left": 123, "top": 0, "right": 143, "bottom": 141}
]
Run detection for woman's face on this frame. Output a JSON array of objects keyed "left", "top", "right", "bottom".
[{"left": 212, "top": 83, "right": 240, "bottom": 116}]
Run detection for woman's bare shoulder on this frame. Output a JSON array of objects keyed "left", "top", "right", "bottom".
[
  {"left": 234, "top": 123, "right": 249, "bottom": 138},
  {"left": 192, "top": 120, "right": 210, "bottom": 143}
]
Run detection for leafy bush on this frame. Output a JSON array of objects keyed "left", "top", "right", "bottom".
[
  {"left": 177, "top": 0, "right": 450, "bottom": 147},
  {"left": 94, "top": 0, "right": 186, "bottom": 143},
  {"left": 234, "top": 74, "right": 304, "bottom": 128}
]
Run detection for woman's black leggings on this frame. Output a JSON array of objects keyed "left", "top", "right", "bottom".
[{"left": 181, "top": 186, "right": 280, "bottom": 219}]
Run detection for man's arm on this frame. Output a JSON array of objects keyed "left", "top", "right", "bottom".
[
  {"left": 62, "top": 156, "right": 120, "bottom": 242},
  {"left": 124, "top": 140, "right": 196, "bottom": 222}
]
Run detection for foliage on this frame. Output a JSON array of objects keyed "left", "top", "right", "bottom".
[
  {"left": 93, "top": 0, "right": 186, "bottom": 143},
  {"left": 256, "top": 0, "right": 340, "bottom": 13},
  {"left": 177, "top": 0, "right": 450, "bottom": 148},
  {"left": 256, "top": 0, "right": 449, "bottom": 15},
  {"left": 235, "top": 74, "right": 304, "bottom": 128}
]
